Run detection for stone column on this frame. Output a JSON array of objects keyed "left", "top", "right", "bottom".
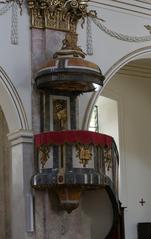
[
  {"left": 31, "top": 29, "right": 65, "bottom": 133},
  {"left": 8, "top": 130, "right": 35, "bottom": 239}
]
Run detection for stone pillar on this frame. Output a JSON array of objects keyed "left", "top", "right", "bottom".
[
  {"left": 34, "top": 190, "right": 91, "bottom": 239},
  {"left": 8, "top": 130, "right": 35, "bottom": 239},
  {"left": 31, "top": 29, "right": 65, "bottom": 133}
]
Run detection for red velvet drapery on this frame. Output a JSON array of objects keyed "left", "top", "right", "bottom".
[{"left": 35, "top": 130, "right": 113, "bottom": 148}]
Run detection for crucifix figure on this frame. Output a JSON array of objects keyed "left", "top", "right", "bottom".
[{"left": 139, "top": 198, "right": 146, "bottom": 206}]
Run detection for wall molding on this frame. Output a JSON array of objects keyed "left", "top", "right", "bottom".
[
  {"left": 118, "top": 62, "right": 151, "bottom": 78},
  {"left": 0, "top": 66, "right": 29, "bottom": 131},
  {"left": 8, "top": 129, "right": 33, "bottom": 146},
  {"left": 82, "top": 46, "right": 151, "bottom": 130},
  {"left": 90, "top": 0, "right": 151, "bottom": 16},
  {"left": 136, "top": 0, "right": 151, "bottom": 4}
]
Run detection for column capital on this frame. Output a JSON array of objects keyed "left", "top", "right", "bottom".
[{"left": 8, "top": 129, "right": 33, "bottom": 146}]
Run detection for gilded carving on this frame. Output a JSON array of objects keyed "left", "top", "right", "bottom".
[
  {"left": 39, "top": 145, "right": 50, "bottom": 168},
  {"left": 53, "top": 99, "right": 68, "bottom": 130},
  {"left": 76, "top": 144, "right": 92, "bottom": 167},
  {"left": 32, "top": 8, "right": 44, "bottom": 28},
  {"left": 28, "top": 0, "right": 89, "bottom": 31}
]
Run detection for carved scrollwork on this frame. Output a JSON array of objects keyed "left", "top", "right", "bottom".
[{"left": 28, "top": 0, "right": 89, "bottom": 31}]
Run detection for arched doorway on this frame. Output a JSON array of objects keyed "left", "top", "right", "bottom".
[
  {"left": 83, "top": 46, "right": 151, "bottom": 130},
  {"left": 86, "top": 56, "right": 151, "bottom": 239}
]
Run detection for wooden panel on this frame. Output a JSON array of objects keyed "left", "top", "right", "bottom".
[{"left": 138, "top": 223, "right": 151, "bottom": 239}]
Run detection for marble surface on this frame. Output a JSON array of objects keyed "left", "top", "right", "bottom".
[
  {"left": 35, "top": 190, "right": 91, "bottom": 239},
  {"left": 31, "top": 29, "right": 64, "bottom": 73},
  {"left": 34, "top": 189, "right": 113, "bottom": 239},
  {"left": 31, "top": 29, "right": 65, "bottom": 133}
]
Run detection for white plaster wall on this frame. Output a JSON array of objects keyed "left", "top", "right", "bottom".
[
  {"left": 95, "top": 96, "right": 119, "bottom": 149},
  {"left": 102, "top": 71, "right": 151, "bottom": 239},
  {"left": 77, "top": 4, "right": 151, "bottom": 238},
  {"left": 78, "top": 4, "right": 151, "bottom": 74},
  {"left": 0, "top": 4, "right": 31, "bottom": 130},
  {"left": 81, "top": 189, "right": 113, "bottom": 239},
  {"left": 78, "top": 3, "right": 151, "bottom": 128}
]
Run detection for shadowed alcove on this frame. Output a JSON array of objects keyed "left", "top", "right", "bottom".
[{"left": 0, "top": 107, "right": 11, "bottom": 238}]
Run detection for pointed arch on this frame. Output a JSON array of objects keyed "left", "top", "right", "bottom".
[
  {"left": 0, "top": 66, "right": 29, "bottom": 132},
  {"left": 82, "top": 46, "right": 151, "bottom": 129}
]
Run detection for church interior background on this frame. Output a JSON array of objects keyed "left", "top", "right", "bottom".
[{"left": 1, "top": 0, "right": 151, "bottom": 239}]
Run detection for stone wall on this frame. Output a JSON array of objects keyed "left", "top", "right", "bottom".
[{"left": 0, "top": 108, "right": 11, "bottom": 238}]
